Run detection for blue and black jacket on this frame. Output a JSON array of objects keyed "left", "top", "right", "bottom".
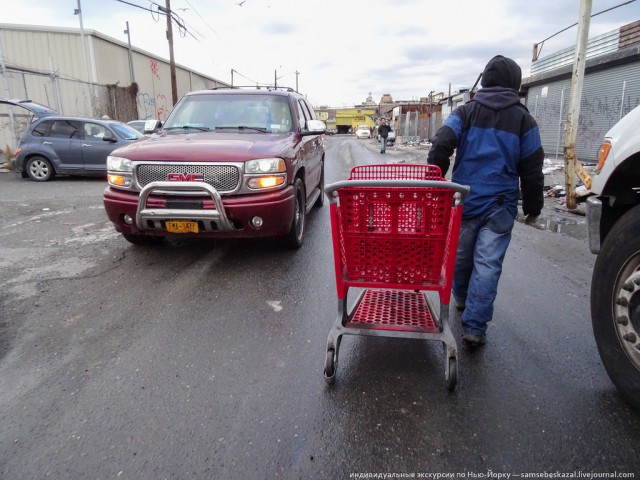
[{"left": 428, "top": 58, "right": 544, "bottom": 219}]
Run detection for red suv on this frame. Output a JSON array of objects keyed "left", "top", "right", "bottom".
[{"left": 103, "top": 87, "right": 326, "bottom": 248}]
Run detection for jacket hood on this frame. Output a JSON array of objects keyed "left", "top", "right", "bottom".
[
  {"left": 481, "top": 55, "right": 522, "bottom": 90},
  {"left": 473, "top": 87, "right": 522, "bottom": 110}
]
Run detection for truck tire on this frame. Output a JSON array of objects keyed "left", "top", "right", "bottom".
[{"left": 592, "top": 203, "right": 640, "bottom": 410}]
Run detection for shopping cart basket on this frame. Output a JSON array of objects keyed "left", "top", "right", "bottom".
[{"left": 323, "top": 164, "right": 469, "bottom": 391}]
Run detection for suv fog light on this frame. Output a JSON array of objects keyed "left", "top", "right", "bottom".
[
  {"left": 123, "top": 214, "right": 133, "bottom": 225},
  {"left": 251, "top": 216, "right": 264, "bottom": 228},
  {"left": 108, "top": 174, "right": 132, "bottom": 187},
  {"left": 247, "top": 175, "right": 285, "bottom": 189}
]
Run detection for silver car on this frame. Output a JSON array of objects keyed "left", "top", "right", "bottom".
[{"left": 13, "top": 116, "right": 142, "bottom": 181}]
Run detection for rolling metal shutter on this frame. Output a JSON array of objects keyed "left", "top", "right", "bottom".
[{"left": 526, "top": 61, "right": 640, "bottom": 163}]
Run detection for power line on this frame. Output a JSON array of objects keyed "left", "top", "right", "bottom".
[
  {"left": 113, "top": 0, "right": 199, "bottom": 41},
  {"left": 183, "top": 0, "right": 220, "bottom": 37},
  {"left": 533, "top": 0, "right": 636, "bottom": 60}
]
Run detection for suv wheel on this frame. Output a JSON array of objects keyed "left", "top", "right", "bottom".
[
  {"left": 314, "top": 160, "right": 325, "bottom": 208},
  {"left": 26, "top": 156, "right": 55, "bottom": 181},
  {"left": 284, "top": 177, "right": 306, "bottom": 248}
]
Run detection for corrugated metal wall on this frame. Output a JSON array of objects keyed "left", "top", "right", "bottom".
[{"left": 527, "top": 61, "right": 640, "bottom": 163}]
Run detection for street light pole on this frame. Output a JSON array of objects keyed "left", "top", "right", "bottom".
[{"left": 295, "top": 70, "right": 299, "bottom": 92}]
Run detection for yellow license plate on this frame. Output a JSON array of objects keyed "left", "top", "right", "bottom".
[{"left": 165, "top": 220, "right": 199, "bottom": 234}]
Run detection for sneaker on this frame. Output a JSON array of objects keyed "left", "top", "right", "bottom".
[{"left": 462, "top": 333, "right": 486, "bottom": 347}]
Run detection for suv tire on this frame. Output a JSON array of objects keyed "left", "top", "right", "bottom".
[
  {"left": 283, "top": 177, "right": 306, "bottom": 249},
  {"left": 314, "top": 160, "right": 325, "bottom": 208}
]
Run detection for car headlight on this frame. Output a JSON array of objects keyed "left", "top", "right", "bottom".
[
  {"left": 107, "top": 155, "right": 133, "bottom": 172},
  {"left": 245, "top": 158, "right": 285, "bottom": 174},
  {"left": 107, "top": 156, "right": 133, "bottom": 188}
]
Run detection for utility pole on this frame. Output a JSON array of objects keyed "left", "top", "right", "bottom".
[
  {"left": 295, "top": 70, "right": 299, "bottom": 92},
  {"left": 74, "top": 0, "right": 93, "bottom": 115},
  {"left": 563, "top": 0, "right": 592, "bottom": 210},
  {"left": 124, "top": 21, "right": 135, "bottom": 84},
  {"left": 160, "top": 0, "right": 178, "bottom": 105}
]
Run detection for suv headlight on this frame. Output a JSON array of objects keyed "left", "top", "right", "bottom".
[
  {"left": 245, "top": 158, "right": 285, "bottom": 174},
  {"left": 107, "top": 155, "right": 133, "bottom": 188},
  {"left": 107, "top": 156, "right": 133, "bottom": 172},
  {"left": 245, "top": 158, "right": 287, "bottom": 190}
]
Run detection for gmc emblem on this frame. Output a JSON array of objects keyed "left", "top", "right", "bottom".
[{"left": 167, "top": 173, "right": 204, "bottom": 182}]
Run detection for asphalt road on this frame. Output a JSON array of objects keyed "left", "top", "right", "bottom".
[{"left": 1, "top": 136, "right": 639, "bottom": 478}]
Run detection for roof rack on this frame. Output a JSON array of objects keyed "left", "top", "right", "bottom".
[{"left": 210, "top": 85, "right": 297, "bottom": 93}]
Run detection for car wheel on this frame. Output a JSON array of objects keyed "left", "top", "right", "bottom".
[
  {"left": 314, "top": 160, "right": 325, "bottom": 208},
  {"left": 122, "top": 233, "right": 163, "bottom": 245},
  {"left": 283, "top": 177, "right": 306, "bottom": 248},
  {"left": 26, "top": 156, "right": 55, "bottom": 181},
  {"left": 592, "top": 204, "right": 640, "bottom": 410}
]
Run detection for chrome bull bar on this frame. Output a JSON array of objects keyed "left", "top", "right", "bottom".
[{"left": 136, "top": 181, "right": 236, "bottom": 232}]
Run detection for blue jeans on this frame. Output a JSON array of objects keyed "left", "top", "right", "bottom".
[
  {"left": 380, "top": 136, "right": 388, "bottom": 153},
  {"left": 453, "top": 205, "right": 515, "bottom": 336}
]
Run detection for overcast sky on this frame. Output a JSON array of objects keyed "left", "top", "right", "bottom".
[{"left": 3, "top": 0, "right": 638, "bottom": 107}]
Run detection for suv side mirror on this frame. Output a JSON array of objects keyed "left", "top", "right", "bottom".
[
  {"left": 302, "top": 119, "right": 326, "bottom": 136},
  {"left": 144, "top": 119, "right": 162, "bottom": 134},
  {"left": 103, "top": 133, "right": 117, "bottom": 143}
]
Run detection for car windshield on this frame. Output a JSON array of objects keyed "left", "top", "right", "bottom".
[
  {"left": 110, "top": 123, "right": 143, "bottom": 140},
  {"left": 163, "top": 93, "right": 294, "bottom": 133},
  {"left": 358, "top": 126, "right": 369, "bottom": 130},
  {"left": 127, "top": 121, "right": 146, "bottom": 134}
]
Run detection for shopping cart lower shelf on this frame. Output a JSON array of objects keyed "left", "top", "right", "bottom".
[{"left": 323, "top": 164, "right": 469, "bottom": 391}]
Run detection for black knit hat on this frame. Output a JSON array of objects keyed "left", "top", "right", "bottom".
[{"left": 481, "top": 55, "right": 522, "bottom": 90}]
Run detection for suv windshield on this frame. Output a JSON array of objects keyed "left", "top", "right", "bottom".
[{"left": 163, "top": 93, "right": 294, "bottom": 133}]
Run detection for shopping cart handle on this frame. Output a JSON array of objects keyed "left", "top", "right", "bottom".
[{"left": 324, "top": 179, "right": 470, "bottom": 204}]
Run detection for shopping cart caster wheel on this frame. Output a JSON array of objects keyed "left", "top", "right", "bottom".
[
  {"left": 446, "top": 357, "right": 457, "bottom": 391},
  {"left": 324, "top": 349, "right": 336, "bottom": 383}
]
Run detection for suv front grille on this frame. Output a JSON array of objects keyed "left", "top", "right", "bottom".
[{"left": 136, "top": 164, "right": 240, "bottom": 192}]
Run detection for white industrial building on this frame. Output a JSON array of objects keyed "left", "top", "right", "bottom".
[{"left": 0, "top": 23, "right": 230, "bottom": 151}]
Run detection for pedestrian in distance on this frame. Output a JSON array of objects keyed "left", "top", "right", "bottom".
[
  {"left": 427, "top": 54, "right": 544, "bottom": 347},
  {"left": 378, "top": 117, "right": 392, "bottom": 154}
]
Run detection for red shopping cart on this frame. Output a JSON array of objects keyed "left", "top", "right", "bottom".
[{"left": 323, "top": 164, "right": 469, "bottom": 391}]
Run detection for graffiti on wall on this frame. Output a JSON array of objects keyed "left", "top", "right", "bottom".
[
  {"left": 533, "top": 90, "right": 640, "bottom": 162},
  {"left": 135, "top": 61, "right": 171, "bottom": 121},
  {"left": 136, "top": 92, "right": 171, "bottom": 121},
  {"left": 150, "top": 60, "right": 161, "bottom": 80}
]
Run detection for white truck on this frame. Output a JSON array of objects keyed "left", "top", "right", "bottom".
[{"left": 587, "top": 103, "right": 640, "bottom": 410}]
